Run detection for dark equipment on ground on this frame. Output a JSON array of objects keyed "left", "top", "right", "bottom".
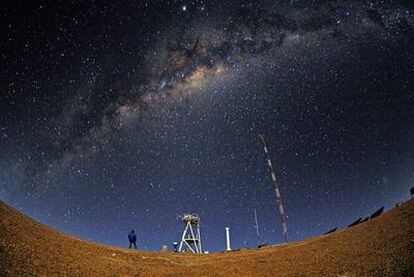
[
  {"left": 323, "top": 227, "right": 337, "bottom": 235},
  {"left": 258, "top": 243, "right": 270, "bottom": 249},
  {"left": 395, "top": 202, "right": 404, "bottom": 207},
  {"left": 348, "top": 218, "right": 362, "bottom": 227},
  {"left": 370, "top": 207, "right": 384, "bottom": 219},
  {"left": 360, "top": 216, "right": 369, "bottom": 223},
  {"left": 411, "top": 186, "right": 414, "bottom": 198},
  {"left": 173, "top": 242, "right": 179, "bottom": 253}
]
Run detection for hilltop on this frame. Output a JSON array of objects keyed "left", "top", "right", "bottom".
[{"left": 1, "top": 199, "right": 413, "bottom": 276}]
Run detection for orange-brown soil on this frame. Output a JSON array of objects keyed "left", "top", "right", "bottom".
[{"left": 1, "top": 199, "right": 413, "bottom": 276}]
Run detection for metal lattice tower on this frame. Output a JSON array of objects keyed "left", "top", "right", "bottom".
[
  {"left": 259, "top": 134, "right": 289, "bottom": 243},
  {"left": 178, "top": 214, "right": 202, "bottom": 253}
]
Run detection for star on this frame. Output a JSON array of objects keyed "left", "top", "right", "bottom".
[{"left": 1, "top": 0, "right": 413, "bottom": 253}]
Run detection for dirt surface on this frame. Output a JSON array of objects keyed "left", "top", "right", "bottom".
[{"left": 1, "top": 199, "right": 414, "bottom": 276}]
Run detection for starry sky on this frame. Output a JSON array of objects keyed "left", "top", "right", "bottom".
[{"left": 1, "top": 0, "right": 414, "bottom": 252}]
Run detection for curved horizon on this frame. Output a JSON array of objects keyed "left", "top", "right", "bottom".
[{"left": 1, "top": 0, "right": 414, "bottom": 253}]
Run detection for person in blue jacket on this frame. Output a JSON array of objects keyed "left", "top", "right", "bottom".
[{"left": 128, "top": 230, "right": 137, "bottom": 249}]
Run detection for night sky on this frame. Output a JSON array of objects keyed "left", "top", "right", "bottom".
[{"left": 1, "top": 1, "right": 414, "bottom": 252}]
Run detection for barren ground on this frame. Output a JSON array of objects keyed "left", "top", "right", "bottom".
[{"left": 1, "top": 199, "right": 413, "bottom": 276}]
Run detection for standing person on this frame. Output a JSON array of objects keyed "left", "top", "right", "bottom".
[
  {"left": 410, "top": 186, "right": 414, "bottom": 198},
  {"left": 128, "top": 230, "right": 137, "bottom": 249}
]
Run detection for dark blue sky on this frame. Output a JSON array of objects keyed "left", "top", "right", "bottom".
[{"left": 1, "top": 0, "right": 414, "bottom": 252}]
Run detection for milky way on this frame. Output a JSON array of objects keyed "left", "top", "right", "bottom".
[{"left": 1, "top": 1, "right": 414, "bottom": 251}]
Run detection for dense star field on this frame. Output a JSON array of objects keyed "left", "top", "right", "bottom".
[{"left": 1, "top": 1, "right": 413, "bottom": 252}]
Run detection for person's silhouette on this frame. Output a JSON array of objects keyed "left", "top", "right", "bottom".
[{"left": 128, "top": 230, "right": 137, "bottom": 249}]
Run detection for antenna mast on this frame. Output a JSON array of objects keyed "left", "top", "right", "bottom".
[
  {"left": 258, "top": 134, "right": 289, "bottom": 243},
  {"left": 254, "top": 208, "right": 260, "bottom": 240}
]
